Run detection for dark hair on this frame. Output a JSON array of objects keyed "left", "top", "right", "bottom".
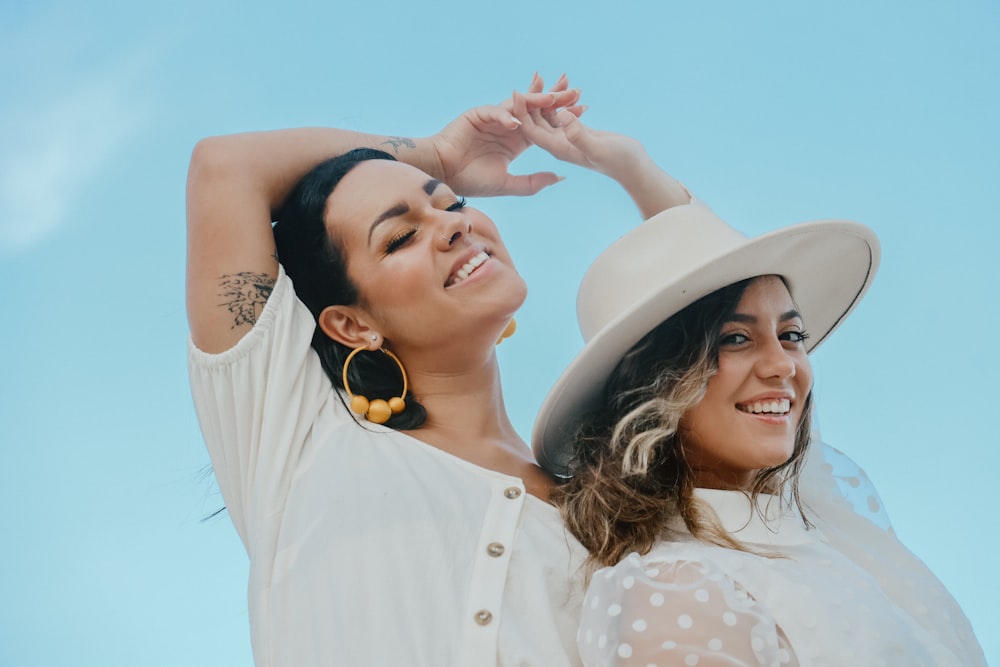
[
  {"left": 273, "top": 148, "right": 427, "bottom": 429},
  {"left": 553, "top": 277, "right": 813, "bottom": 567}
]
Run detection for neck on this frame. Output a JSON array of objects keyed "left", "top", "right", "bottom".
[
  {"left": 399, "top": 351, "right": 555, "bottom": 500},
  {"left": 692, "top": 469, "right": 755, "bottom": 491},
  {"left": 406, "top": 353, "right": 522, "bottom": 447}
]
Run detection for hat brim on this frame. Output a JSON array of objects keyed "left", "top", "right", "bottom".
[{"left": 531, "top": 215, "right": 879, "bottom": 477}]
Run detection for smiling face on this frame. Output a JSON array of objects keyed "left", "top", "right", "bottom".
[
  {"left": 322, "top": 159, "right": 527, "bottom": 357},
  {"left": 680, "top": 275, "right": 814, "bottom": 490}
]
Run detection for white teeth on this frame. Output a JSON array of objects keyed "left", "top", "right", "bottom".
[
  {"left": 450, "top": 251, "right": 490, "bottom": 285},
  {"left": 741, "top": 398, "right": 791, "bottom": 415}
]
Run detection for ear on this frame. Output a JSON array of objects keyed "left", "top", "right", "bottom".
[{"left": 318, "top": 305, "right": 381, "bottom": 350}]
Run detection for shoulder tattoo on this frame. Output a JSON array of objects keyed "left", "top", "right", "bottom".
[
  {"left": 217, "top": 272, "right": 275, "bottom": 328},
  {"left": 381, "top": 136, "right": 416, "bottom": 154}
]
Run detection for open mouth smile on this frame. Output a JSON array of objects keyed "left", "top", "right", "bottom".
[
  {"left": 446, "top": 250, "right": 491, "bottom": 287},
  {"left": 736, "top": 398, "right": 791, "bottom": 415}
]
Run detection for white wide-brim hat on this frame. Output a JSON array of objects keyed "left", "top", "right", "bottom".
[{"left": 532, "top": 201, "right": 880, "bottom": 477}]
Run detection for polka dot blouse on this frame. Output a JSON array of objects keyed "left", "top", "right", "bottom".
[
  {"left": 580, "top": 555, "right": 796, "bottom": 666},
  {"left": 576, "top": 488, "right": 984, "bottom": 666}
]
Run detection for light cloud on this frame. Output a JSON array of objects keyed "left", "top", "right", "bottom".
[{"left": 0, "top": 60, "right": 149, "bottom": 256}]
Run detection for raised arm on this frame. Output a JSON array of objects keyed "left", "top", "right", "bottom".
[
  {"left": 186, "top": 84, "right": 581, "bottom": 354},
  {"left": 510, "top": 75, "right": 691, "bottom": 219},
  {"left": 186, "top": 127, "right": 426, "bottom": 353}
]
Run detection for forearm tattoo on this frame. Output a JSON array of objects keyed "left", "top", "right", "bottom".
[
  {"left": 218, "top": 272, "right": 275, "bottom": 328},
  {"left": 381, "top": 136, "right": 416, "bottom": 154}
]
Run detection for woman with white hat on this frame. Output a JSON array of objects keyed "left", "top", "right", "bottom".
[
  {"left": 184, "top": 73, "right": 696, "bottom": 666},
  {"left": 523, "top": 114, "right": 987, "bottom": 664}
]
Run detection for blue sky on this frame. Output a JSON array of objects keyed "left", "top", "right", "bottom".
[{"left": 1, "top": 1, "right": 997, "bottom": 664}]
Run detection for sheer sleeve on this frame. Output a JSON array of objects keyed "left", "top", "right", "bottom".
[
  {"left": 799, "top": 440, "right": 988, "bottom": 665},
  {"left": 578, "top": 553, "right": 798, "bottom": 667}
]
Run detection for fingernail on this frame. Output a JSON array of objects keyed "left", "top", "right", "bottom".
[{"left": 510, "top": 117, "right": 522, "bottom": 127}]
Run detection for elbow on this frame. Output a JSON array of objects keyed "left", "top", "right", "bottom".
[
  {"left": 186, "top": 136, "right": 238, "bottom": 231},
  {"left": 188, "top": 136, "right": 230, "bottom": 184},
  {"left": 186, "top": 136, "right": 247, "bottom": 210}
]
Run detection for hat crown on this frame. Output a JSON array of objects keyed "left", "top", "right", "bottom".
[
  {"left": 578, "top": 204, "right": 748, "bottom": 341},
  {"left": 533, "top": 201, "right": 879, "bottom": 478}
]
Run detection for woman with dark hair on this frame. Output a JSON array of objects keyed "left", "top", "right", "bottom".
[
  {"left": 529, "top": 162, "right": 987, "bottom": 663},
  {"left": 184, "top": 74, "right": 690, "bottom": 666}
]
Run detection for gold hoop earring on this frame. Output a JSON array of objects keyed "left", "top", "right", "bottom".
[
  {"left": 496, "top": 318, "right": 517, "bottom": 345},
  {"left": 342, "top": 346, "right": 408, "bottom": 424}
]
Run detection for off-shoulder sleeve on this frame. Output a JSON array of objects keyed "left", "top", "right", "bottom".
[
  {"left": 578, "top": 553, "right": 798, "bottom": 667},
  {"left": 188, "top": 266, "right": 346, "bottom": 549}
]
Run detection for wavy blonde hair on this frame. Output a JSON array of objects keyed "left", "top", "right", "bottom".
[{"left": 553, "top": 278, "right": 813, "bottom": 568}]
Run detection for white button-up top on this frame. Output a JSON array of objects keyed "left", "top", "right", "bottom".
[{"left": 189, "top": 267, "right": 587, "bottom": 666}]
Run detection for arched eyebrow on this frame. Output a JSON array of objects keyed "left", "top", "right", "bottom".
[
  {"left": 726, "top": 309, "right": 802, "bottom": 324},
  {"left": 422, "top": 178, "right": 443, "bottom": 196},
  {"left": 367, "top": 179, "right": 445, "bottom": 246}
]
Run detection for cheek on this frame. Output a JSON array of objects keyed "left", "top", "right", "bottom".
[
  {"left": 679, "top": 393, "right": 724, "bottom": 441},
  {"left": 795, "top": 355, "right": 814, "bottom": 393},
  {"left": 470, "top": 208, "right": 499, "bottom": 233},
  {"left": 793, "top": 356, "right": 813, "bottom": 425},
  {"left": 472, "top": 211, "right": 511, "bottom": 250},
  {"left": 355, "top": 253, "right": 433, "bottom": 300},
  {"left": 705, "top": 358, "right": 741, "bottom": 397}
]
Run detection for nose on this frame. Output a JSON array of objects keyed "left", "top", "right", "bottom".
[
  {"left": 755, "top": 337, "right": 797, "bottom": 380},
  {"left": 435, "top": 215, "right": 471, "bottom": 251}
]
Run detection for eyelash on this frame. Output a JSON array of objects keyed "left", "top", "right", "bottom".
[
  {"left": 383, "top": 198, "right": 467, "bottom": 254},
  {"left": 719, "top": 330, "right": 810, "bottom": 346},
  {"left": 783, "top": 330, "right": 810, "bottom": 344},
  {"left": 384, "top": 227, "right": 417, "bottom": 255},
  {"left": 719, "top": 332, "right": 745, "bottom": 346}
]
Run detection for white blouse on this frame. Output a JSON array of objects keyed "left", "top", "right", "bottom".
[
  {"left": 578, "top": 488, "right": 985, "bottom": 667},
  {"left": 189, "top": 267, "right": 587, "bottom": 666}
]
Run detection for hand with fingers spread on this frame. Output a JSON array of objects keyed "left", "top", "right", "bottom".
[
  {"left": 427, "top": 73, "right": 581, "bottom": 197},
  {"left": 513, "top": 72, "right": 692, "bottom": 218},
  {"left": 512, "top": 73, "right": 646, "bottom": 180}
]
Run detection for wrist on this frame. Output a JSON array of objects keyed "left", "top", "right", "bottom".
[
  {"left": 604, "top": 150, "right": 650, "bottom": 185},
  {"left": 403, "top": 136, "right": 447, "bottom": 181},
  {"left": 366, "top": 135, "right": 445, "bottom": 180},
  {"left": 614, "top": 154, "right": 692, "bottom": 219}
]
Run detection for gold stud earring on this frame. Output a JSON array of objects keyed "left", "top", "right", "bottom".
[{"left": 496, "top": 318, "right": 517, "bottom": 345}]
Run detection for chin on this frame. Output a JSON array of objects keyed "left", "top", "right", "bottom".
[
  {"left": 507, "top": 275, "right": 528, "bottom": 305},
  {"left": 755, "top": 445, "right": 796, "bottom": 469}
]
